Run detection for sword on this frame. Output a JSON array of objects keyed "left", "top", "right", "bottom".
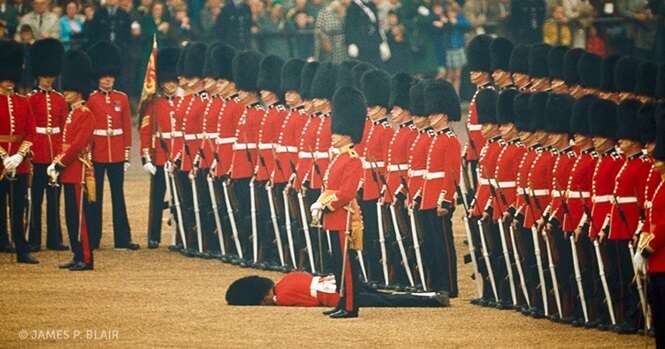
[
  {"left": 541, "top": 224, "right": 563, "bottom": 317},
  {"left": 377, "top": 200, "right": 390, "bottom": 287},
  {"left": 163, "top": 164, "right": 178, "bottom": 247},
  {"left": 458, "top": 176, "right": 482, "bottom": 298},
  {"left": 297, "top": 190, "right": 316, "bottom": 273},
  {"left": 498, "top": 218, "right": 517, "bottom": 306},
  {"left": 222, "top": 179, "right": 243, "bottom": 259},
  {"left": 509, "top": 224, "right": 531, "bottom": 307},
  {"left": 357, "top": 250, "right": 368, "bottom": 282},
  {"left": 167, "top": 167, "right": 188, "bottom": 250},
  {"left": 389, "top": 203, "right": 415, "bottom": 287},
  {"left": 478, "top": 219, "right": 499, "bottom": 303},
  {"left": 207, "top": 173, "right": 226, "bottom": 255},
  {"left": 531, "top": 224, "right": 549, "bottom": 316},
  {"left": 189, "top": 171, "right": 204, "bottom": 254},
  {"left": 266, "top": 182, "right": 286, "bottom": 267},
  {"left": 282, "top": 187, "right": 297, "bottom": 268},
  {"left": 570, "top": 233, "right": 589, "bottom": 323},
  {"left": 593, "top": 236, "right": 616, "bottom": 325},
  {"left": 408, "top": 206, "right": 427, "bottom": 291},
  {"left": 249, "top": 178, "right": 258, "bottom": 264},
  {"left": 23, "top": 170, "right": 32, "bottom": 242},
  {"left": 629, "top": 220, "right": 650, "bottom": 330}
]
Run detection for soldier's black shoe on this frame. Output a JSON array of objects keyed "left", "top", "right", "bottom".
[
  {"left": 168, "top": 244, "right": 183, "bottom": 252},
  {"left": 611, "top": 323, "right": 638, "bottom": 335},
  {"left": 59, "top": 259, "right": 77, "bottom": 269},
  {"left": 322, "top": 308, "right": 340, "bottom": 316},
  {"left": 148, "top": 241, "right": 159, "bottom": 249},
  {"left": 48, "top": 244, "right": 69, "bottom": 251},
  {"left": 433, "top": 292, "right": 450, "bottom": 307},
  {"left": 68, "top": 262, "right": 93, "bottom": 271},
  {"left": 368, "top": 281, "right": 380, "bottom": 289},
  {"left": 470, "top": 298, "right": 484, "bottom": 306},
  {"left": 529, "top": 309, "right": 545, "bottom": 319},
  {"left": 17, "top": 253, "right": 39, "bottom": 264},
  {"left": 329, "top": 309, "right": 358, "bottom": 319},
  {"left": 496, "top": 301, "right": 512, "bottom": 310},
  {"left": 29, "top": 245, "right": 41, "bottom": 252},
  {"left": 648, "top": 328, "right": 655, "bottom": 337},
  {"left": 127, "top": 242, "right": 140, "bottom": 250},
  {"left": 0, "top": 244, "right": 15, "bottom": 253},
  {"left": 560, "top": 316, "right": 574, "bottom": 324},
  {"left": 596, "top": 322, "right": 611, "bottom": 331},
  {"left": 547, "top": 314, "right": 561, "bottom": 322}
]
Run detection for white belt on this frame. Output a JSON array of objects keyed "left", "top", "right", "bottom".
[
  {"left": 215, "top": 137, "right": 237, "bottom": 145},
  {"left": 233, "top": 143, "right": 257, "bottom": 150},
  {"left": 93, "top": 128, "right": 123, "bottom": 136},
  {"left": 567, "top": 191, "right": 590, "bottom": 199},
  {"left": 362, "top": 161, "right": 385, "bottom": 169},
  {"left": 517, "top": 187, "right": 525, "bottom": 195},
  {"left": 530, "top": 189, "right": 550, "bottom": 196},
  {"left": 184, "top": 133, "right": 203, "bottom": 140},
  {"left": 424, "top": 171, "right": 445, "bottom": 180},
  {"left": 613, "top": 196, "right": 637, "bottom": 204},
  {"left": 276, "top": 145, "right": 298, "bottom": 153},
  {"left": 408, "top": 169, "right": 426, "bottom": 177},
  {"left": 258, "top": 143, "right": 274, "bottom": 150},
  {"left": 478, "top": 177, "right": 490, "bottom": 185},
  {"left": 592, "top": 195, "right": 612, "bottom": 203},
  {"left": 494, "top": 181, "right": 516, "bottom": 188},
  {"left": 645, "top": 200, "right": 652, "bottom": 209},
  {"left": 551, "top": 190, "right": 562, "bottom": 198},
  {"left": 467, "top": 124, "right": 482, "bottom": 131},
  {"left": 387, "top": 164, "right": 408, "bottom": 172},
  {"left": 298, "top": 151, "right": 328, "bottom": 159},
  {"left": 35, "top": 127, "right": 61, "bottom": 134},
  {"left": 201, "top": 132, "right": 218, "bottom": 139}
]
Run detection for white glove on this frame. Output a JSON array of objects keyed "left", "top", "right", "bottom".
[
  {"left": 417, "top": 5, "right": 430, "bottom": 16},
  {"left": 164, "top": 161, "right": 174, "bottom": 174},
  {"left": 143, "top": 162, "right": 157, "bottom": 176},
  {"left": 3, "top": 153, "right": 24, "bottom": 171},
  {"left": 47, "top": 162, "right": 59, "bottom": 182},
  {"left": 379, "top": 41, "right": 391, "bottom": 62},
  {"left": 310, "top": 202, "right": 323, "bottom": 225},
  {"left": 124, "top": 161, "right": 131, "bottom": 172},
  {"left": 633, "top": 250, "right": 647, "bottom": 275},
  {"left": 348, "top": 44, "right": 359, "bottom": 58}
]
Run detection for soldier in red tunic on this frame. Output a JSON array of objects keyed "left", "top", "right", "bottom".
[
  {"left": 310, "top": 86, "right": 365, "bottom": 318},
  {"left": 225, "top": 272, "right": 449, "bottom": 308},
  {"left": 86, "top": 42, "right": 137, "bottom": 250},
  {"left": 48, "top": 49, "right": 96, "bottom": 271},
  {"left": 420, "top": 80, "right": 461, "bottom": 297},
  {"left": 26, "top": 38, "right": 67, "bottom": 251},
  {"left": 139, "top": 47, "right": 181, "bottom": 249},
  {"left": 0, "top": 41, "right": 38, "bottom": 264}
]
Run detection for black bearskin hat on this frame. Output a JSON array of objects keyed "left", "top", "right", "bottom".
[
  {"left": 351, "top": 62, "right": 375, "bottom": 89},
  {"left": 30, "top": 38, "right": 64, "bottom": 78},
  {"left": 578, "top": 53, "right": 602, "bottom": 89},
  {"left": 61, "top": 49, "right": 92, "bottom": 98},
  {"left": 409, "top": 80, "right": 426, "bottom": 117},
  {"left": 497, "top": 88, "right": 519, "bottom": 125},
  {"left": 509, "top": 45, "right": 530, "bottom": 75},
  {"left": 157, "top": 47, "right": 180, "bottom": 85},
  {"left": 205, "top": 43, "right": 236, "bottom": 80},
  {"left": 310, "top": 62, "right": 337, "bottom": 100},
  {"left": 490, "top": 37, "right": 513, "bottom": 72},
  {"left": 657, "top": 64, "right": 665, "bottom": 100},
  {"left": 513, "top": 92, "right": 532, "bottom": 132},
  {"left": 614, "top": 56, "right": 640, "bottom": 93},
  {"left": 588, "top": 98, "right": 618, "bottom": 139},
  {"left": 390, "top": 73, "right": 413, "bottom": 110},
  {"left": 545, "top": 93, "right": 573, "bottom": 134},
  {"left": 563, "top": 48, "right": 585, "bottom": 86},
  {"left": 638, "top": 102, "right": 657, "bottom": 144},
  {"left": 182, "top": 42, "right": 207, "bottom": 79},
  {"left": 281, "top": 58, "right": 305, "bottom": 93},
  {"left": 528, "top": 92, "right": 549, "bottom": 131},
  {"left": 257, "top": 54, "right": 285, "bottom": 94},
  {"left": 176, "top": 43, "right": 188, "bottom": 77},
  {"left": 476, "top": 88, "right": 497, "bottom": 124},
  {"left": 466, "top": 34, "right": 492, "bottom": 73},
  {"left": 653, "top": 104, "right": 665, "bottom": 161},
  {"left": 225, "top": 276, "right": 274, "bottom": 306},
  {"left": 570, "top": 94, "right": 597, "bottom": 136},
  {"left": 599, "top": 54, "right": 620, "bottom": 93},
  {"left": 424, "top": 79, "right": 460, "bottom": 121},
  {"left": 88, "top": 41, "right": 121, "bottom": 80},
  {"left": 528, "top": 43, "right": 551, "bottom": 79},
  {"left": 0, "top": 41, "right": 23, "bottom": 84},
  {"left": 336, "top": 63, "right": 354, "bottom": 90},
  {"left": 635, "top": 61, "right": 657, "bottom": 98},
  {"left": 616, "top": 99, "right": 643, "bottom": 142},
  {"left": 299, "top": 61, "right": 319, "bottom": 99},
  {"left": 332, "top": 86, "right": 367, "bottom": 143},
  {"left": 547, "top": 46, "right": 567, "bottom": 81},
  {"left": 361, "top": 69, "right": 390, "bottom": 108},
  {"left": 233, "top": 50, "right": 262, "bottom": 92}
]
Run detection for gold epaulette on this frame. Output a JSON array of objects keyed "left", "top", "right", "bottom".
[
  {"left": 638, "top": 232, "right": 654, "bottom": 251},
  {"left": 141, "top": 115, "right": 151, "bottom": 128},
  {"left": 317, "top": 190, "right": 338, "bottom": 211}
]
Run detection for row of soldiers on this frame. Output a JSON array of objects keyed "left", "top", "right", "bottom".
[
  {"left": 0, "top": 38, "right": 140, "bottom": 269},
  {"left": 462, "top": 34, "right": 665, "bottom": 342}
]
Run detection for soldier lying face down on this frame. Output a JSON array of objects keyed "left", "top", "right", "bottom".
[{"left": 225, "top": 272, "right": 450, "bottom": 308}]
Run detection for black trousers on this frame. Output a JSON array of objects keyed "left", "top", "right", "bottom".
[
  {"left": 0, "top": 183, "right": 7, "bottom": 247},
  {"left": 359, "top": 197, "right": 381, "bottom": 284},
  {"left": 0, "top": 175, "right": 30, "bottom": 256},
  {"left": 479, "top": 216, "right": 510, "bottom": 305},
  {"left": 29, "top": 163, "right": 64, "bottom": 249},
  {"left": 358, "top": 287, "right": 444, "bottom": 307},
  {"left": 648, "top": 273, "right": 665, "bottom": 348},
  {"left": 147, "top": 165, "right": 166, "bottom": 243},
  {"left": 330, "top": 230, "right": 360, "bottom": 313},
  {"left": 195, "top": 169, "right": 217, "bottom": 254},
  {"left": 255, "top": 180, "right": 278, "bottom": 264},
  {"left": 64, "top": 183, "right": 94, "bottom": 264},
  {"left": 421, "top": 209, "right": 458, "bottom": 297},
  {"left": 231, "top": 178, "right": 251, "bottom": 260},
  {"left": 305, "top": 188, "right": 329, "bottom": 273},
  {"left": 91, "top": 162, "right": 132, "bottom": 248},
  {"left": 552, "top": 226, "right": 575, "bottom": 319},
  {"left": 606, "top": 239, "right": 641, "bottom": 328},
  {"left": 387, "top": 202, "right": 415, "bottom": 287},
  {"left": 174, "top": 170, "right": 196, "bottom": 252},
  {"left": 590, "top": 238, "right": 612, "bottom": 324},
  {"left": 212, "top": 176, "right": 238, "bottom": 256}
]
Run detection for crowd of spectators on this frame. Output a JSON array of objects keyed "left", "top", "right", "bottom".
[{"left": 1, "top": 0, "right": 663, "bottom": 97}]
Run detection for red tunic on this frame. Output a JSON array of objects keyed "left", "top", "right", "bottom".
[
  {"left": 383, "top": 121, "right": 417, "bottom": 204},
  {"left": 406, "top": 128, "right": 434, "bottom": 205},
  {"left": 230, "top": 103, "right": 264, "bottom": 179},
  {"left": 139, "top": 95, "right": 180, "bottom": 166},
  {"left": 213, "top": 95, "right": 243, "bottom": 177},
  {"left": 28, "top": 88, "right": 67, "bottom": 164},
  {"left": 421, "top": 128, "right": 461, "bottom": 210},
  {"left": 648, "top": 180, "right": 665, "bottom": 272},
  {"left": 562, "top": 150, "right": 596, "bottom": 232},
  {"left": 177, "top": 94, "right": 208, "bottom": 172},
  {"left": 548, "top": 148, "right": 577, "bottom": 224},
  {"left": 271, "top": 107, "right": 305, "bottom": 184},
  {"left": 609, "top": 153, "right": 646, "bottom": 240},
  {"left": 523, "top": 149, "right": 554, "bottom": 228},
  {"left": 321, "top": 148, "right": 363, "bottom": 231},
  {"left": 296, "top": 113, "right": 331, "bottom": 190},
  {"left": 590, "top": 150, "right": 624, "bottom": 239},
  {"left": 256, "top": 105, "right": 287, "bottom": 181},
  {"left": 87, "top": 90, "right": 132, "bottom": 163},
  {"left": 197, "top": 96, "right": 223, "bottom": 169},
  {"left": 471, "top": 137, "right": 502, "bottom": 217},
  {"left": 464, "top": 89, "right": 486, "bottom": 162},
  {"left": 294, "top": 114, "right": 320, "bottom": 190},
  {"left": 641, "top": 161, "right": 661, "bottom": 233},
  {"left": 515, "top": 148, "right": 538, "bottom": 226},
  {"left": 274, "top": 272, "right": 339, "bottom": 307},
  {"left": 57, "top": 104, "right": 95, "bottom": 184},
  {"left": 360, "top": 118, "right": 390, "bottom": 201},
  {"left": 492, "top": 140, "right": 525, "bottom": 220},
  {"left": 0, "top": 93, "right": 34, "bottom": 175}
]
